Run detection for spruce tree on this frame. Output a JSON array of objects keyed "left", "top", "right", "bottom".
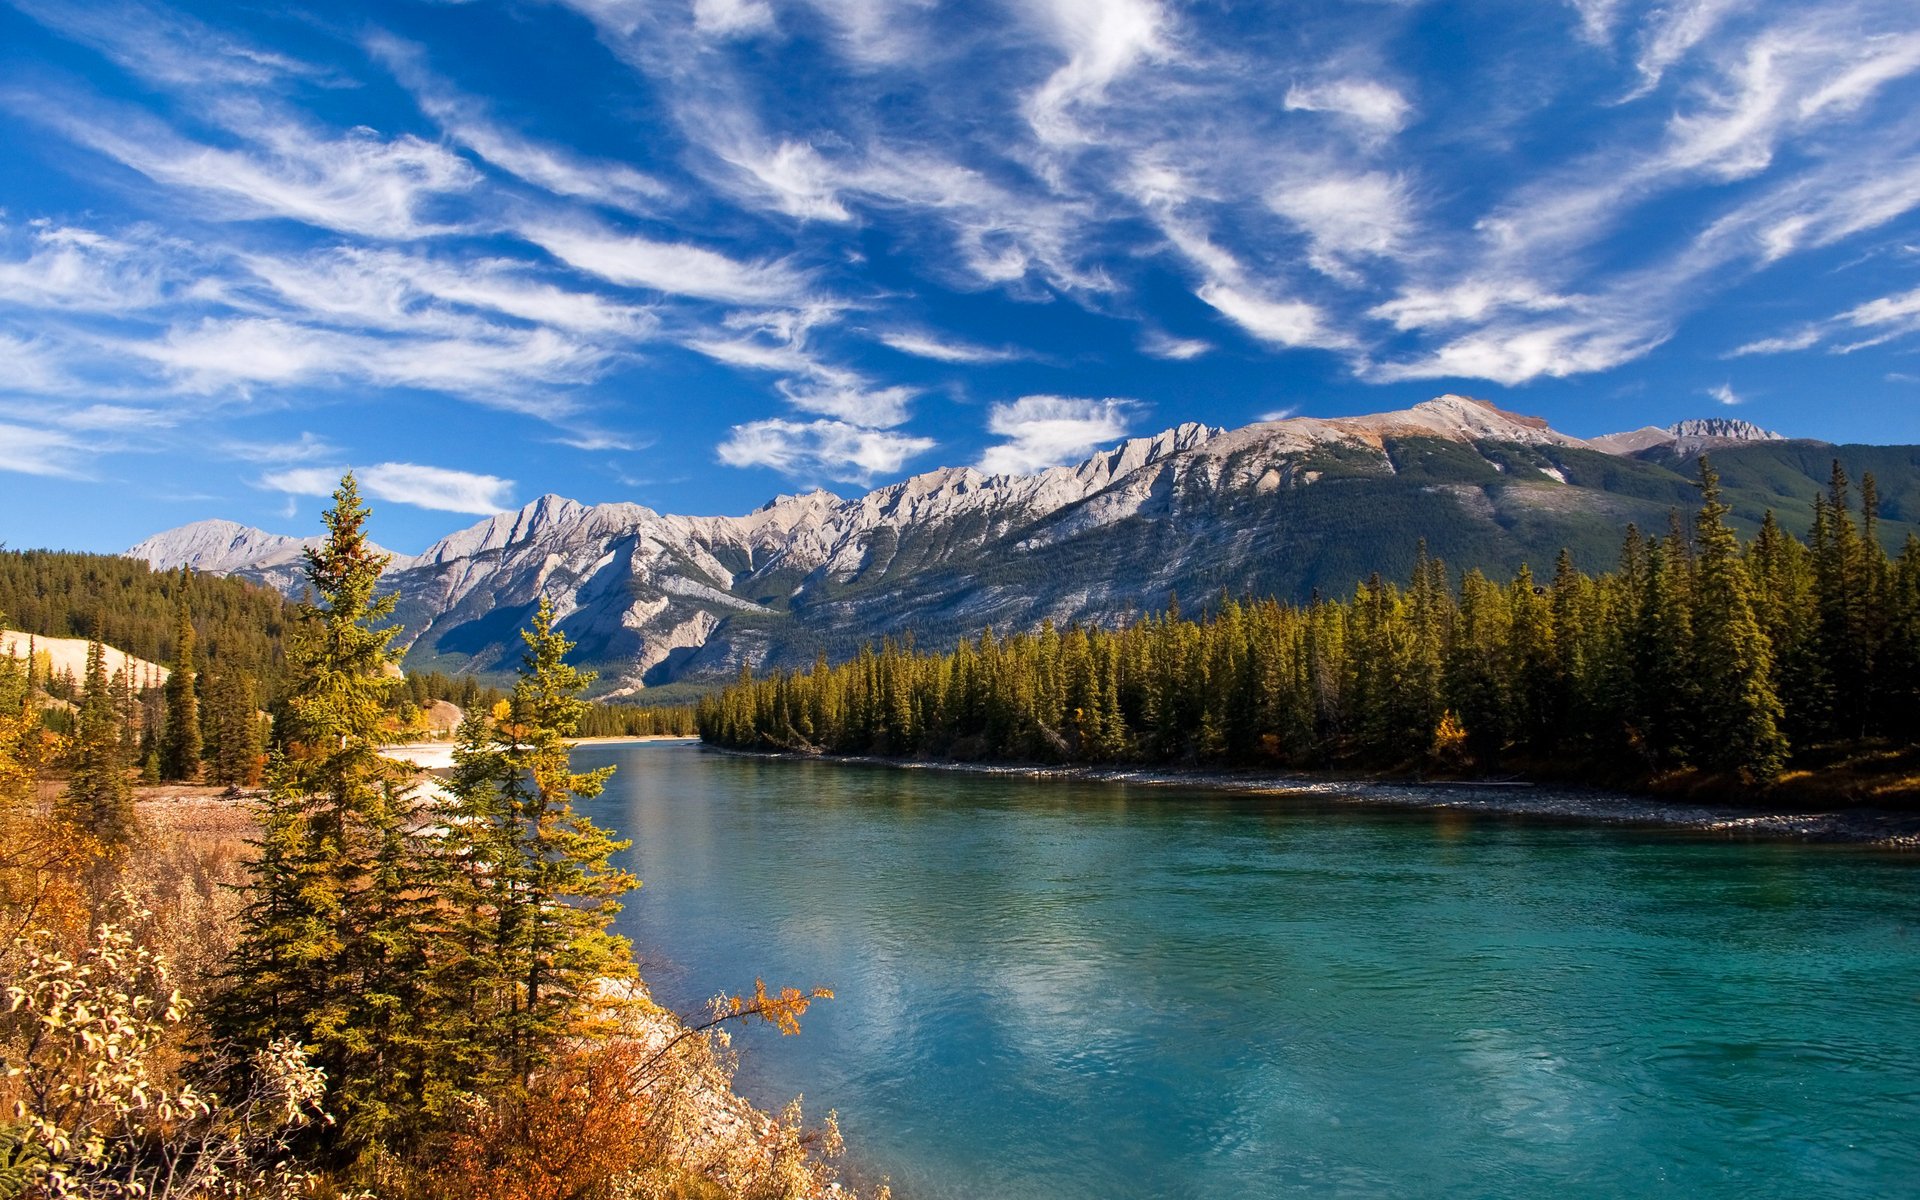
[
  {"left": 207, "top": 667, "right": 264, "bottom": 787},
  {"left": 159, "top": 606, "right": 202, "bottom": 780},
  {"left": 1690, "top": 459, "right": 1787, "bottom": 780},
  {"left": 438, "top": 598, "right": 637, "bottom": 1080},
  {"left": 214, "top": 474, "right": 433, "bottom": 1170},
  {"left": 63, "top": 636, "right": 135, "bottom": 847}
]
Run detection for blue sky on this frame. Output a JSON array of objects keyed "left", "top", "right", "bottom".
[{"left": 2, "top": 0, "right": 1918, "bottom": 554}]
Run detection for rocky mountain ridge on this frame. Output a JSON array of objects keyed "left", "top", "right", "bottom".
[{"left": 131, "top": 396, "right": 1885, "bottom": 697}]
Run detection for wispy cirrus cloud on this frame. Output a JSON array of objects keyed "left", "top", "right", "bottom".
[
  {"left": 877, "top": 329, "right": 1027, "bottom": 364},
  {"left": 370, "top": 34, "right": 670, "bottom": 215},
  {"left": 1283, "top": 78, "right": 1413, "bottom": 134},
  {"left": 39, "top": 105, "right": 479, "bottom": 240},
  {"left": 977, "top": 395, "right": 1137, "bottom": 475},
  {"left": 261, "top": 462, "right": 515, "bottom": 514},
  {"left": 1731, "top": 285, "right": 1920, "bottom": 357},
  {"left": 716, "top": 419, "right": 934, "bottom": 482},
  {"left": 520, "top": 219, "right": 810, "bottom": 304},
  {"left": 0, "top": 423, "right": 90, "bottom": 479}
]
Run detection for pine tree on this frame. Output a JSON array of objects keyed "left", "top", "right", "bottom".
[
  {"left": 1689, "top": 458, "right": 1787, "bottom": 780},
  {"left": 207, "top": 667, "right": 264, "bottom": 787},
  {"left": 64, "top": 636, "right": 135, "bottom": 847},
  {"left": 159, "top": 606, "right": 202, "bottom": 780},
  {"left": 455, "top": 598, "right": 637, "bottom": 1079},
  {"left": 213, "top": 474, "right": 432, "bottom": 1170}
]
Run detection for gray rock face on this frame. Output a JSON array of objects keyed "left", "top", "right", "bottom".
[
  {"left": 1667, "top": 418, "right": 1785, "bottom": 442},
  {"left": 128, "top": 395, "right": 1830, "bottom": 695}
]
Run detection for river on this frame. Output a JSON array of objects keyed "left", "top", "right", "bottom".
[{"left": 579, "top": 740, "right": 1920, "bottom": 1200}]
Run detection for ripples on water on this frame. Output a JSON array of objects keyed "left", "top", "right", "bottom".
[{"left": 578, "top": 743, "right": 1920, "bottom": 1200}]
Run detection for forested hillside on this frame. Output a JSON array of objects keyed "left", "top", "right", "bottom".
[
  {"left": 701, "top": 458, "right": 1920, "bottom": 798},
  {"left": 0, "top": 550, "right": 291, "bottom": 686}
]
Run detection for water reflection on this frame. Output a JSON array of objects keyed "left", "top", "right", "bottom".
[{"left": 581, "top": 742, "right": 1920, "bottom": 1200}]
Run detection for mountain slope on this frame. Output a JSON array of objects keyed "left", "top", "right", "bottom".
[{"left": 130, "top": 396, "right": 1915, "bottom": 697}]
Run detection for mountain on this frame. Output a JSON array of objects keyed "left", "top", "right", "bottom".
[
  {"left": 125, "top": 519, "right": 398, "bottom": 597},
  {"left": 1588, "top": 417, "right": 1792, "bottom": 460},
  {"left": 129, "top": 395, "right": 1920, "bottom": 698}
]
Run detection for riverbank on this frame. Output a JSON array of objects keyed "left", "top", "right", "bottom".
[
  {"left": 705, "top": 747, "right": 1920, "bottom": 848},
  {"left": 121, "top": 779, "right": 859, "bottom": 1198}
]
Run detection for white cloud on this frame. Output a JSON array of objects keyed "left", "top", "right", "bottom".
[
  {"left": 877, "top": 330, "right": 1024, "bottom": 364},
  {"left": 57, "top": 404, "right": 170, "bottom": 431},
  {"left": 1026, "top": 0, "right": 1172, "bottom": 144},
  {"left": 126, "top": 317, "right": 605, "bottom": 408},
  {"left": 0, "top": 224, "right": 173, "bottom": 313},
  {"left": 0, "top": 422, "right": 88, "bottom": 478},
  {"left": 793, "top": 0, "right": 937, "bottom": 66},
  {"left": 220, "top": 432, "right": 341, "bottom": 464},
  {"left": 1708, "top": 381, "right": 1741, "bottom": 405},
  {"left": 238, "top": 246, "right": 659, "bottom": 338},
  {"left": 370, "top": 35, "right": 669, "bottom": 214},
  {"left": 717, "top": 418, "right": 934, "bottom": 481},
  {"left": 1282, "top": 79, "right": 1412, "bottom": 134},
  {"left": 1724, "top": 286, "right": 1920, "bottom": 359},
  {"left": 976, "top": 395, "right": 1135, "bottom": 475},
  {"left": 1267, "top": 171, "right": 1415, "bottom": 280},
  {"left": 694, "top": 0, "right": 776, "bottom": 37},
  {"left": 716, "top": 140, "right": 852, "bottom": 221},
  {"left": 1566, "top": 0, "right": 1625, "bottom": 46},
  {"left": 1369, "top": 280, "right": 1574, "bottom": 332},
  {"left": 1366, "top": 317, "right": 1668, "bottom": 385},
  {"left": 262, "top": 462, "right": 514, "bottom": 514},
  {"left": 56, "top": 112, "right": 479, "bottom": 239},
  {"left": 1726, "top": 327, "right": 1821, "bottom": 357},
  {"left": 1140, "top": 331, "right": 1212, "bottom": 360},
  {"left": 521, "top": 221, "right": 808, "bottom": 304},
  {"left": 1197, "top": 283, "right": 1347, "bottom": 350},
  {"left": 1628, "top": 0, "right": 1742, "bottom": 96},
  {"left": 13, "top": 0, "right": 317, "bottom": 89},
  {"left": 775, "top": 382, "right": 917, "bottom": 427},
  {"left": 1840, "top": 285, "right": 1920, "bottom": 329}
]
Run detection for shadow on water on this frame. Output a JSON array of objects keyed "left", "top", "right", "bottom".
[{"left": 574, "top": 741, "right": 1920, "bottom": 1200}]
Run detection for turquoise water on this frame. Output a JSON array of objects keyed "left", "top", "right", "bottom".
[{"left": 581, "top": 742, "right": 1920, "bottom": 1200}]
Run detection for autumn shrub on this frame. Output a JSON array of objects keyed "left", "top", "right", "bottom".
[
  {"left": 0, "top": 897, "right": 330, "bottom": 1199},
  {"left": 427, "top": 984, "right": 857, "bottom": 1200}
]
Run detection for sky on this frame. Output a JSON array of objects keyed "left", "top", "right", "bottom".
[{"left": 2, "top": 0, "right": 1919, "bottom": 555}]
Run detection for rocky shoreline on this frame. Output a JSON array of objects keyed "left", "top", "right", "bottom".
[{"left": 706, "top": 746, "right": 1920, "bottom": 849}]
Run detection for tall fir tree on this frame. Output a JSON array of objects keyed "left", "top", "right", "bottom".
[
  {"left": 159, "top": 606, "right": 202, "bottom": 780},
  {"left": 63, "top": 636, "right": 134, "bottom": 847},
  {"left": 206, "top": 666, "right": 264, "bottom": 787},
  {"left": 213, "top": 474, "right": 435, "bottom": 1173},
  {"left": 1689, "top": 458, "right": 1788, "bottom": 780},
  {"left": 429, "top": 598, "right": 638, "bottom": 1088}
]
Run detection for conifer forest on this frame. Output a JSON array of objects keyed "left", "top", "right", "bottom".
[{"left": 699, "top": 460, "right": 1920, "bottom": 792}]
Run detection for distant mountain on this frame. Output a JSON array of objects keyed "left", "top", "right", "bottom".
[
  {"left": 1589, "top": 417, "right": 1795, "bottom": 460},
  {"left": 126, "top": 519, "right": 397, "bottom": 597},
  {"left": 131, "top": 396, "right": 1919, "bottom": 698}
]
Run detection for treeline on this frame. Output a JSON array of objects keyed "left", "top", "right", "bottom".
[
  {"left": 700, "top": 460, "right": 1920, "bottom": 786},
  {"left": 578, "top": 703, "right": 697, "bottom": 737}
]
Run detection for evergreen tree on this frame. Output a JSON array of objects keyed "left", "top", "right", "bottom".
[
  {"left": 159, "top": 606, "right": 203, "bottom": 780},
  {"left": 214, "top": 474, "right": 432, "bottom": 1172},
  {"left": 63, "top": 636, "right": 135, "bottom": 847},
  {"left": 207, "top": 666, "right": 264, "bottom": 787},
  {"left": 1689, "top": 459, "right": 1787, "bottom": 780},
  {"left": 438, "top": 598, "right": 637, "bottom": 1081}
]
